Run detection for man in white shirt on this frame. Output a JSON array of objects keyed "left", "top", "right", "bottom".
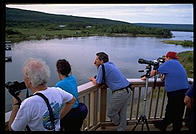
[{"left": 8, "top": 58, "right": 75, "bottom": 131}]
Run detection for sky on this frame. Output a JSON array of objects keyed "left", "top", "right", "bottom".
[{"left": 6, "top": 4, "right": 193, "bottom": 24}]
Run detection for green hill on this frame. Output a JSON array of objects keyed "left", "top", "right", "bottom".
[{"left": 6, "top": 7, "right": 131, "bottom": 26}]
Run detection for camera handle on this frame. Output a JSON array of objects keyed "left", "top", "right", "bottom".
[
  {"left": 153, "top": 75, "right": 157, "bottom": 89},
  {"left": 12, "top": 94, "right": 22, "bottom": 106},
  {"left": 12, "top": 88, "right": 29, "bottom": 106},
  {"left": 26, "top": 88, "right": 30, "bottom": 98}
]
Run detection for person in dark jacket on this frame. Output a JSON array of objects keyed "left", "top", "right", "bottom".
[{"left": 184, "top": 82, "right": 194, "bottom": 131}]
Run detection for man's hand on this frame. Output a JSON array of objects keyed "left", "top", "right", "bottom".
[
  {"left": 90, "top": 77, "right": 95, "bottom": 81},
  {"left": 90, "top": 77, "right": 97, "bottom": 86},
  {"left": 184, "top": 95, "right": 192, "bottom": 109}
]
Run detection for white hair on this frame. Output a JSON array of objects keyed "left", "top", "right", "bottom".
[{"left": 23, "top": 58, "right": 50, "bottom": 88}]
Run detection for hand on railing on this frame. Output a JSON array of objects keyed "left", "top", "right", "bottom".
[
  {"left": 90, "top": 77, "right": 107, "bottom": 89},
  {"left": 90, "top": 77, "right": 97, "bottom": 86}
]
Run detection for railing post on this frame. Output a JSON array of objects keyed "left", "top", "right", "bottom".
[
  {"left": 99, "top": 87, "right": 107, "bottom": 129},
  {"left": 154, "top": 87, "right": 160, "bottom": 119},
  {"left": 129, "top": 87, "right": 135, "bottom": 120},
  {"left": 136, "top": 87, "right": 141, "bottom": 120},
  {"left": 92, "top": 89, "right": 98, "bottom": 126},
  {"left": 148, "top": 87, "right": 154, "bottom": 119}
]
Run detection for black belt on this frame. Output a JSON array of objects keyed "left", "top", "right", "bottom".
[
  {"left": 112, "top": 84, "right": 132, "bottom": 93},
  {"left": 167, "top": 88, "right": 188, "bottom": 96}
]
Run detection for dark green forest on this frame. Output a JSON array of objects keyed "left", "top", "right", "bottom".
[
  {"left": 135, "top": 23, "right": 193, "bottom": 32},
  {"left": 5, "top": 7, "right": 192, "bottom": 42}
]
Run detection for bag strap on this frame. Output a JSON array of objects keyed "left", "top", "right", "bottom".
[
  {"left": 101, "top": 64, "right": 105, "bottom": 84},
  {"left": 34, "top": 92, "right": 55, "bottom": 131}
]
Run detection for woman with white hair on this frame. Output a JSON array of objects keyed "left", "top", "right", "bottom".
[{"left": 8, "top": 57, "right": 75, "bottom": 131}]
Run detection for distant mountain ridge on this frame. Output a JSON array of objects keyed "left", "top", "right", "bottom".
[{"left": 6, "top": 7, "right": 131, "bottom": 25}]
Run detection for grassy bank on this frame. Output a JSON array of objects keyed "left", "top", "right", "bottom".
[
  {"left": 178, "top": 51, "right": 194, "bottom": 78},
  {"left": 161, "top": 40, "right": 193, "bottom": 47},
  {"left": 6, "top": 27, "right": 89, "bottom": 43},
  {"left": 5, "top": 26, "right": 172, "bottom": 43}
]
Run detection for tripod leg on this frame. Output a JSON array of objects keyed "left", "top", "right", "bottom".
[
  {"left": 132, "top": 116, "right": 142, "bottom": 131},
  {"left": 141, "top": 119, "right": 144, "bottom": 131},
  {"left": 141, "top": 116, "right": 146, "bottom": 131},
  {"left": 144, "top": 116, "right": 150, "bottom": 131}
]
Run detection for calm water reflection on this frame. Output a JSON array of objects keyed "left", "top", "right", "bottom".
[{"left": 5, "top": 31, "right": 193, "bottom": 112}]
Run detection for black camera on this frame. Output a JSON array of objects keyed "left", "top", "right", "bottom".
[
  {"left": 5, "top": 81, "right": 26, "bottom": 97},
  {"left": 138, "top": 57, "right": 165, "bottom": 70}
]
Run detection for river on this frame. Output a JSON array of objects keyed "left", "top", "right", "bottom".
[{"left": 5, "top": 31, "right": 193, "bottom": 112}]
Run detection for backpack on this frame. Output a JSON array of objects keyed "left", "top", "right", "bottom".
[{"left": 78, "top": 103, "right": 88, "bottom": 120}]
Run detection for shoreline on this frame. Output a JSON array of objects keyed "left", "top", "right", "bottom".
[
  {"left": 161, "top": 40, "right": 193, "bottom": 47},
  {"left": 6, "top": 33, "right": 172, "bottom": 43}
]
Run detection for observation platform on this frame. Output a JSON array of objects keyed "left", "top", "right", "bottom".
[{"left": 5, "top": 78, "right": 193, "bottom": 131}]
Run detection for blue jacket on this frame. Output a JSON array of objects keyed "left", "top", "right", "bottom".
[
  {"left": 158, "top": 59, "right": 189, "bottom": 92},
  {"left": 56, "top": 75, "right": 79, "bottom": 108},
  {"left": 96, "top": 61, "right": 130, "bottom": 91}
]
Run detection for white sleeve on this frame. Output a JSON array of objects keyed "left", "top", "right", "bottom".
[
  {"left": 11, "top": 100, "right": 30, "bottom": 131},
  {"left": 56, "top": 87, "right": 73, "bottom": 103}
]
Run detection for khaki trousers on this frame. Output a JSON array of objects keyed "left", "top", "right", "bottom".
[{"left": 107, "top": 88, "right": 131, "bottom": 131}]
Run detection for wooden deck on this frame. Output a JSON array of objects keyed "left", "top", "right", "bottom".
[{"left": 95, "top": 120, "right": 189, "bottom": 131}]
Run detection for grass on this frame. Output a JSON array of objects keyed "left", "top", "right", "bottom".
[
  {"left": 161, "top": 39, "right": 193, "bottom": 78},
  {"left": 162, "top": 40, "right": 193, "bottom": 47},
  {"left": 6, "top": 27, "right": 89, "bottom": 43},
  {"left": 178, "top": 51, "right": 194, "bottom": 78},
  {"left": 5, "top": 25, "right": 171, "bottom": 43}
]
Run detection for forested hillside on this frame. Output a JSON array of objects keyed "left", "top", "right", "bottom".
[{"left": 6, "top": 7, "right": 173, "bottom": 42}]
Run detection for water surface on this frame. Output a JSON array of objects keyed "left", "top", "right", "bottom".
[{"left": 5, "top": 31, "right": 193, "bottom": 112}]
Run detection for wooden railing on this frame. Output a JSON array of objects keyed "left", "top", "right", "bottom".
[
  {"left": 5, "top": 78, "right": 193, "bottom": 131},
  {"left": 77, "top": 78, "right": 193, "bottom": 130}
]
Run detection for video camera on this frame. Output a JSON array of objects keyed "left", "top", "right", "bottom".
[
  {"left": 5, "top": 81, "right": 26, "bottom": 97},
  {"left": 138, "top": 57, "right": 165, "bottom": 70}
]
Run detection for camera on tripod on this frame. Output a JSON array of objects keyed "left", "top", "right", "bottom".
[
  {"left": 138, "top": 57, "right": 165, "bottom": 70},
  {"left": 5, "top": 81, "right": 26, "bottom": 97}
]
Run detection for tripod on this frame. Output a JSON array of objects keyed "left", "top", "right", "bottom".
[{"left": 132, "top": 65, "right": 151, "bottom": 131}]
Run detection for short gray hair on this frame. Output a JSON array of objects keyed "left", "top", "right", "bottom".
[{"left": 23, "top": 58, "right": 50, "bottom": 88}]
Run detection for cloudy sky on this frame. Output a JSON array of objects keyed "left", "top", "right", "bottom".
[{"left": 6, "top": 4, "right": 193, "bottom": 24}]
